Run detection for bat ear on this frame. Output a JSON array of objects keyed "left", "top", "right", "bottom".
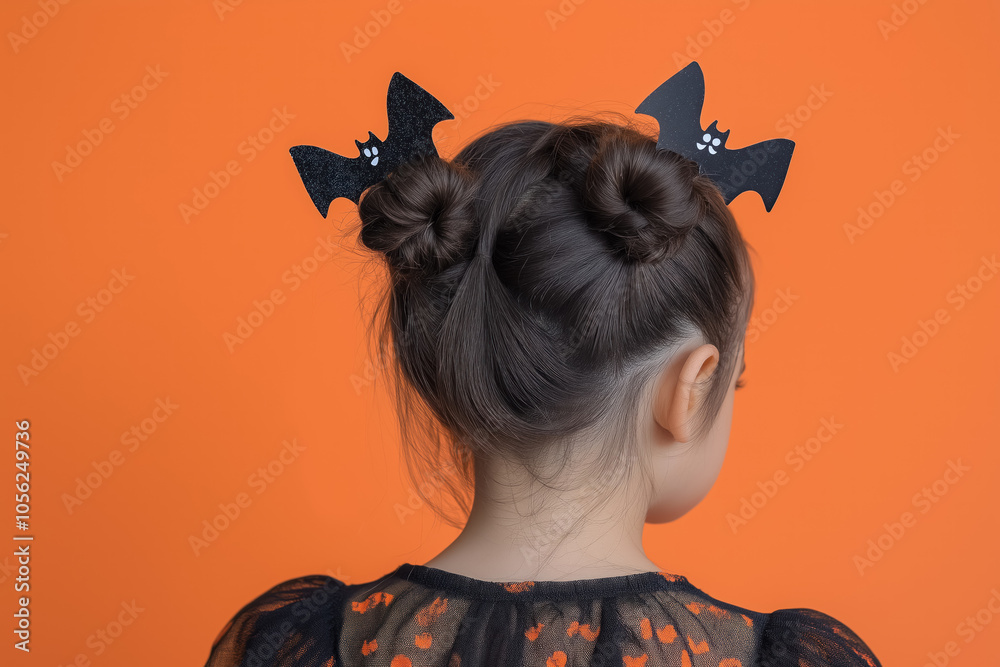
[
  {"left": 684, "top": 61, "right": 704, "bottom": 78},
  {"left": 705, "top": 120, "right": 730, "bottom": 144}
]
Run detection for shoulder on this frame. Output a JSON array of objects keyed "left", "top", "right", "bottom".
[
  {"left": 758, "top": 607, "right": 882, "bottom": 667},
  {"left": 203, "top": 574, "right": 350, "bottom": 667}
]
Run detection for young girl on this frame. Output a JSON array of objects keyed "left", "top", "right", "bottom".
[{"left": 203, "top": 116, "right": 882, "bottom": 666}]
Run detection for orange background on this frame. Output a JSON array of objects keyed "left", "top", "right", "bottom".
[{"left": 2, "top": 0, "right": 999, "bottom": 664}]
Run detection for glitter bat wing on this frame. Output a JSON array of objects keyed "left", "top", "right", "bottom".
[{"left": 289, "top": 72, "right": 454, "bottom": 216}]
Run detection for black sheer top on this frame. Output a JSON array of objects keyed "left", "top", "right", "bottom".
[{"left": 203, "top": 563, "right": 882, "bottom": 666}]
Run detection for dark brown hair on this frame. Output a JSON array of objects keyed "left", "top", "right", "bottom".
[{"left": 352, "top": 114, "right": 755, "bottom": 530}]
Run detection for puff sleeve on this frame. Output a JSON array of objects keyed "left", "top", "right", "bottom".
[
  {"left": 203, "top": 574, "right": 347, "bottom": 667},
  {"left": 757, "top": 608, "right": 882, "bottom": 667}
]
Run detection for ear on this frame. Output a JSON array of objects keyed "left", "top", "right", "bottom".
[{"left": 654, "top": 343, "right": 720, "bottom": 443}]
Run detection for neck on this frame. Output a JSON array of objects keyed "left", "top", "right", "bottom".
[{"left": 423, "top": 458, "right": 662, "bottom": 582}]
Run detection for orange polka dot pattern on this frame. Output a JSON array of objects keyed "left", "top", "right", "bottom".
[{"left": 202, "top": 565, "right": 883, "bottom": 667}]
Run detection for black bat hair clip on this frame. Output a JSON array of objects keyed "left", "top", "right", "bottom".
[
  {"left": 289, "top": 64, "right": 794, "bottom": 218},
  {"left": 289, "top": 72, "right": 454, "bottom": 217},
  {"left": 634, "top": 61, "right": 795, "bottom": 211}
]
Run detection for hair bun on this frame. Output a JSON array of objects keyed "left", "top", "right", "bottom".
[
  {"left": 358, "top": 154, "right": 477, "bottom": 277},
  {"left": 582, "top": 134, "right": 705, "bottom": 263}
]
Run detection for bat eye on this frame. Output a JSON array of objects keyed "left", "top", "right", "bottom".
[
  {"left": 372, "top": 146, "right": 379, "bottom": 155},
  {"left": 712, "top": 138, "right": 721, "bottom": 147},
  {"left": 364, "top": 148, "right": 372, "bottom": 157},
  {"left": 702, "top": 133, "right": 712, "bottom": 142}
]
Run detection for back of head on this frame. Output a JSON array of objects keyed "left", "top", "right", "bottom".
[{"left": 355, "top": 115, "right": 754, "bottom": 526}]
